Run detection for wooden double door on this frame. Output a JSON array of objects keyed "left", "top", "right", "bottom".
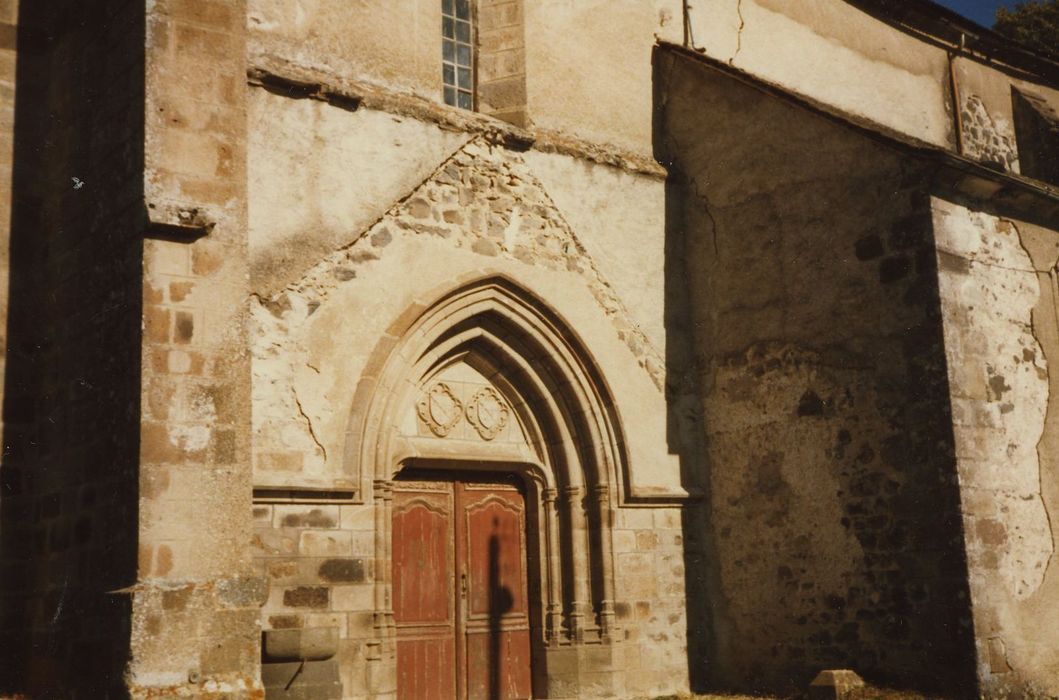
[{"left": 393, "top": 472, "right": 533, "bottom": 700}]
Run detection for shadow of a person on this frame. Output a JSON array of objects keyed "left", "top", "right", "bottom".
[{"left": 488, "top": 520, "right": 515, "bottom": 699}]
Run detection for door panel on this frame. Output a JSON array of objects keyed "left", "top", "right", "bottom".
[
  {"left": 394, "top": 474, "right": 532, "bottom": 700},
  {"left": 462, "top": 494, "right": 527, "bottom": 617},
  {"left": 457, "top": 482, "right": 532, "bottom": 700},
  {"left": 394, "top": 485, "right": 457, "bottom": 700},
  {"left": 464, "top": 631, "right": 532, "bottom": 700}
]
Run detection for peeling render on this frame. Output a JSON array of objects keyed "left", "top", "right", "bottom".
[
  {"left": 934, "top": 198, "right": 1059, "bottom": 696},
  {"left": 251, "top": 135, "right": 664, "bottom": 486},
  {"left": 961, "top": 95, "right": 1020, "bottom": 173}
]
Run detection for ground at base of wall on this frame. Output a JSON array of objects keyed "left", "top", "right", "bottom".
[{"left": 653, "top": 687, "right": 949, "bottom": 700}]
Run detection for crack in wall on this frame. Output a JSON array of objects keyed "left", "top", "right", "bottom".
[
  {"left": 691, "top": 176, "right": 721, "bottom": 257},
  {"left": 1006, "top": 215, "right": 1057, "bottom": 584},
  {"left": 1020, "top": 211, "right": 1059, "bottom": 584},
  {"left": 1042, "top": 268, "right": 1059, "bottom": 581},
  {"left": 255, "top": 133, "right": 474, "bottom": 300},
  {"left": 731, "top": 0, "right": 746, "bottom": 66},
  {"left": 267, "top": 134, "right": 667, "bottom": 389},
  {"left": 293, "top": 387, "right": 328, "bottom": 462}
]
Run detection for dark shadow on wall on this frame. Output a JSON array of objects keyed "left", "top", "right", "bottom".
[
  {"left": 654, "top": 43, "right": 979, "bottom": 697},
  {"left": 652, "top": 48, "right": 726, "bottom": 694},
  {"left": 0, "top": 1, "right": 144, "bottom": 697},
  {"left": 488, "top": 527, "right": 515, "bottom": 700}
]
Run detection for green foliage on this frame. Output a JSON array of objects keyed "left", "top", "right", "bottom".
[{"left": 994, "top": 1, "right": 1059, "bottom": 56}]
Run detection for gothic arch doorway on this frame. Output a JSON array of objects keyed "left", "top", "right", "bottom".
[
  {"left": 392, "top": 468, "right": 535, "bottom": 699},
  {"left": 344, "top": 276, "right": 630, "bottom": 696}
]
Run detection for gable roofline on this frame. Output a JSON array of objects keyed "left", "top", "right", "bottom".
[
  {"left": 657, "top": 42, "right": 1059, "bottom": 222},
  {"left": 846, "top": 0, "right": 1059, "bottom": 85}
]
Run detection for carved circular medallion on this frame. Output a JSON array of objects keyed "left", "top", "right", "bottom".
[
  {"left": 465, "top": 386, "right": 510, "bottom": 441},
  {"left": 416, "top": 383, "right": 463, "bottom": 437}
]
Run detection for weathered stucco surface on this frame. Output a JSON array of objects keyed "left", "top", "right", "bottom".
[
  {"left": 250, "top": 134, "right": 676, "bottom": 494},
  {"left": 248, "top": 0, "right": 442, "bottom": 99},
  {"left": 521, "top": 0, "right": 680, "bottom": 153},
  {"left": 522, "top": 149, "right": 668, "bottom": 350},
  {"left": 935, "top": 199, "right": 1059, "bottom": 697},
  {"left": 687, "top": 0, "right": 955, "bottom": 148},
  {"left": 6, "top": 0, "right": 1059, "bottom": 697},
  {"left": 248, "top": 91, "right": 470, "bottom": 295},
  {"left": 244, "top": 0, "right": 992, "bottom": 159},
  {"left": 662, "top": 50, "right": 978, "bottom": 693},
  {"left": 954, "top": 57, "right": 1059, "bottom": 176},
  {"left": 249, "top": 124, "right": 692, "bottom": 695}
]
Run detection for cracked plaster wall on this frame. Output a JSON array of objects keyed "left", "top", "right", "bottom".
[
  {"left": 954, "top": 57, "right": 1059, "bottom": 180},
  {"left": 248, "top": 99, "right": 691, "bottom": 695},
  {"left": 686, "top": 0, "right": 955, "bottom": 148},
  {"left": 245, "top": 0, "right": 1059, "bottom": 183},
  {"left": 250, "top": 135, "right": 671, "bottom": 488},
  {"left": 247, "top": 0, "right": 686, "bottom": 156},
  {"left": 661, "top": 51, "right": 977, "bottom": 693},
  {"left": 247, "top": 88, "right": 471, "bottom": 297},
  {"left": 961, "top": 95, "right": 1020, "bottom": 173},
  {"left": 934, "top": 199, "right": 1059, "bottom": 697},
  {"left": 247, "top": 95, "right": 680, "bottom": 494}
]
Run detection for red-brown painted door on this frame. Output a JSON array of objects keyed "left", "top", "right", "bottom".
[
  {"left": 393, "top": 482, "right": 457, "bottom": 699},
  {"left": 456, "top": 480, "right": 532, "bottom": 700},
  {"left": 394, "top": 475, "right": 532, "bottom": 700}
]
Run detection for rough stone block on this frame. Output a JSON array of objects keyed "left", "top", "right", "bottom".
[
  {"left": 299, "top": 530, "right": 352, "bottom": 557},
  {"left": 331, "top": 584, "right": 373, "bottom": 612},
  {"left": 262, "top": 659, "right": 342, "bottom": 700},
  {"left": 318, "top": 558, "right": 367, "bottom": 583},
  {"left": 252, "top": 529, "right": 298, "bottom": 557},
  {"left": 809, "top": 669, "right": 866, "bottom": 699},
  {"left": 283, "top": 586, "right": 329, "bottom": 609},
  {"left": 275, "top": 504, "right": 339, "bottom": 529},
  {"left": 263, "top": 626, "right": 340, "bottom": 662}
]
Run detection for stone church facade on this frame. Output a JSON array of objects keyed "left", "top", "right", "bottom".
[{"left": 0, "top": 0, "right": 1058, "bottom": 698}]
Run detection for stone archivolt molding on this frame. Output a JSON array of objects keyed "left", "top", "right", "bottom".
[
  {"left": 464, "top": 385, "right": 509, "bottom": 440},
  {"left": 343, "top": 275, "right": 626, "bottom": 684}
]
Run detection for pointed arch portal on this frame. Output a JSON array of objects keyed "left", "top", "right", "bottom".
[{"left": 343, "top": 275, "right": 630, "bottom": 695}]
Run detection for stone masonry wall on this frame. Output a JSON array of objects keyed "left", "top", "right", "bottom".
[
  {"left": 961, "top": 94, "right": 1020, "bottom": 173},
  {"left": 477, "top": 0, "right": 527, "bottom": 127},
  {"left": 129, "top": 0, "right": 264, "bottom": 697},
  {"left": 251, "top": 502, "right": 690, "bottom": 699},
  {"left": 251, "top": 134, "right": 663, "bottom": 490},
  {"left": 253, "top": 502, "right": 375, "bottom": 697},
  {"left": 250, "top": 128, "right": 689, "bottom": 696},
  {"left": 0, "top": 1, "right": 145, "bottom": 696},
  {"left": 934, "top": 199, "right": 1059, "bottom": 698},
  {"left": 610, "top": 505, "right": 689, "bottom": 698},
  {"left": 661, "top": 49, "right": 977, "bottom": 694}
]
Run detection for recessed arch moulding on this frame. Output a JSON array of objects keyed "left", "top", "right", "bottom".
[
  {"left": 249, "top": 152, "right": 696, "bottom": 696},
  {"left": 251, "top": 247, "right": 694, "bottom": 502}
]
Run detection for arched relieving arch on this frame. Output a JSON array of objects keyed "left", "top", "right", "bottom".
[{"left": 341, "top": 275, "right": 630, "bottom": 667}]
